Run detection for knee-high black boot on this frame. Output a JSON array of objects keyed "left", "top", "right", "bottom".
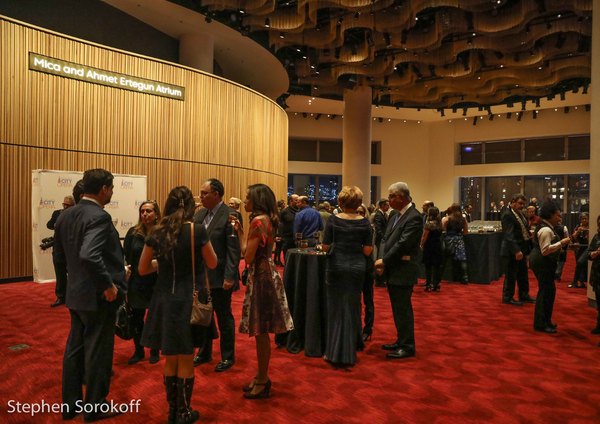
[
  {"left": 164, "top": 376, "right": 178, "bottom": 424},
  {"left": 176, "top": 377, "right": 199, "bottom": 424}
]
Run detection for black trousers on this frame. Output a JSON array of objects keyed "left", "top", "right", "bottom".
[
  {"left": 199, "top": 288, "right": 234, "bottom": 362},
  {"left": 533, "top": 267, "right": 556, "bottom": 329},
  {"left": 53, "top": 257, "right": 68, "bottom": 300},
  {"left": 387, "top": 285, "right": 415, "bottom": 350},
  {"left": 62, "top": 300, "right": 118, "bottom": 415},
  {"left": 424, "top": 263, "right": 442, "bottom": 289},
  {"left": 362, "top": 273, "right": 374, "bottom": 335},
  {"left": 502, "top": 255, "right": 530, "bottom": 301}
]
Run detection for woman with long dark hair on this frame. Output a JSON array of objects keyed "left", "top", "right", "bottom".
[
  {"left": 441, "top": 203, "right": 469, "bottom": 284},
  {"left": 421, "top": 206, "right": 443, "bottom": 291},
  {"left": 232, "top": 183, "right": 293, "bottom": 399},
  {"left": 124, "top": 200, "right": 161, "bottom": 365},
  {"left": 139, "top": 186, "right": 217, "bottom": 424},
  {"left": 529, "top": 201, "right": 571, "bottom": 334}
]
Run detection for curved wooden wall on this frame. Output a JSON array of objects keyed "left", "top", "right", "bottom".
[{"left": 0, "top": 17, "right": 288, "bottom": 280}]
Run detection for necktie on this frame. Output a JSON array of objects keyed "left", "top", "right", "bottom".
[
  {"left": 392, "top": 213, "right": 401, "bottom": 228},
  {"left": 204, "top": 210, "right": 213, "bottom": 229}
]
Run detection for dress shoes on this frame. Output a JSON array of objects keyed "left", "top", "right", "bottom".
[
  {"left": 193, "top": 355, "right": 212, "bottom": 367},
  {"left": 381, "top": 342, "right": 400, "bottom": 351},
  {"left": 215, "top": 359, "right": 234, "bottom": 372},
  {"left": 50, "top": 298, "right": 65, "bottom": 308},
  {"left": 519, "top": 296, "right": 536, "bottom": 304},
  {"left": 534, "top": 326, "right": 557, "bottom": 334},
  {"left": 127, "top": 349, "right": 144, "bottom": 365},
  {"left": 590, "top": 327, "right": 600, "bottom": 335},
  {"left": 149, "top": 349, "right": 160, "bottom": 364},
  {"left": 83, "top": 410, "right": 123, "bottom": 422},
  {"left": 549, "top": 322, "right": 558, "bottom": 329},
  {"left": 386, "top": 348, "right": 415, "bottom": 359},
  {"left": 502, "top": 298, "right": 523, "bottom": 306}
]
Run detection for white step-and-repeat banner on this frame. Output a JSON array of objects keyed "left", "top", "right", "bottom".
[{"left": 32, "top": 170, "right": 147, "bottom": 283}]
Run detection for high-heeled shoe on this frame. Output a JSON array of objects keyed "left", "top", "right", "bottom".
[
  {"left": 242, "top": 378, "right": 257, "bottom": 393},
  {"left": 362, "top": 332, "right": 372, "bottom": 342},
  {"left": 243, "top": 379, "right": 271, "bottom": 399}
]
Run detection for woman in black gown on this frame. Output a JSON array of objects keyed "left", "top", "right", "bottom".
[
  {"left": 139, "top": 186, "right": 217, "bottom": 424},
  {"left": 123, "top": 200, "right": 161, "bottom": 365},
  {"left": 322, "top": 186, "right": 373, "bottom": 366}
]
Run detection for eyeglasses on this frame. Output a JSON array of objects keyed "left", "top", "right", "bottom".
[{"left": 199, "top": 191, "right": 214, "bottom": 197}]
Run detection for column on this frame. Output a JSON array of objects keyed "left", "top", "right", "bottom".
[
  {"left": 588, "top": 0, "right": 599, "bottom": 305},
  {"left": 179, "top": 33, "right": 214, "bottom": 73},
  {"left": 342, "top": 84, "right": 372, "bottom": 199}
]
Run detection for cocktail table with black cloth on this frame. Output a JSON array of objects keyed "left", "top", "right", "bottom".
[{"left": 280, "top": 248, "right": 328, "bottom": 356}]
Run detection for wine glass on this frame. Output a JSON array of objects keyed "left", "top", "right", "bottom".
[
  {"left": 228, "top": 213, "right": 238, "bottom": 237},
  {"left": 294, "top": 232, "right": 303, "bottom": 248}
]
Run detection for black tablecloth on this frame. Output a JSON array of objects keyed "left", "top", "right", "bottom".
[
  {"left": 420, "top": 232, "right": 503, "bottom": 284},
  {"left": 281, "top": 248, "right": 327, "bottom": 357}
]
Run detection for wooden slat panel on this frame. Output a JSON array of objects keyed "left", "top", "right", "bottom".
[{"left": 0, "top": 18, "right": 288, "bottom": 279}]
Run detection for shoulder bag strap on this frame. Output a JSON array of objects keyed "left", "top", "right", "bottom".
[{"left": 190, "top": 222, "right": 195, "bottom": 296}]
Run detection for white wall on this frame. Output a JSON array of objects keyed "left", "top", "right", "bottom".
[{"left": 288, "top": 108, "right": 590, "bottom": 209}]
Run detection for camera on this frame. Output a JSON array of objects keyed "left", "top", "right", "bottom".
[{"left": 40, "top": 236, "right": 55, "bottom": 250}]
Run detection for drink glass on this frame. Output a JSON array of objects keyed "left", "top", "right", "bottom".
[
  {"left": 228, "top": 213, "right": 238, "bottom": 237},
  {"left": 294, "top": 233, "right": 303, "bottom": 248}
]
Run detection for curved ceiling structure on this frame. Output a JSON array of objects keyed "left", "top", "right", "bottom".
[{"left": 169, "top": 0, "right": 592, "bottom": 110}]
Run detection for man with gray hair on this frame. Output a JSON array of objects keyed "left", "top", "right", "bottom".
[{"left": 375, "top": 182, "right": 423, "bottom": 359}]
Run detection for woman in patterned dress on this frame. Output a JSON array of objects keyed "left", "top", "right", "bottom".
[{"left": 231, "top": 183, "right": 293, "bottom": 399}]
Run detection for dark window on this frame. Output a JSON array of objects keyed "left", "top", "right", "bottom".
[
  {"left": 460, "top": 143, "right": 483, "bottom": 165},
  {"left": 371, "top": 142, "right": 381, "bottom": 164},
  {"left": 289, "top": 139, "right": 317, "bottom": 161},
  {"left": 485, "top": 140, "right": 521, "bottom": 164},
  {"left": 319, "top": 141, "right": 342, "bottom": 162},
  {"left": 568, "top": 135, "right": 590, "bottom": 160},
  {"left": 524, "top": 137, "right": 565, "bottom": 162}
]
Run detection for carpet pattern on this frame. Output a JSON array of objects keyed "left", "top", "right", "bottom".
[{"left": 1, "top": 259, "right": 599, "bottom": 423}]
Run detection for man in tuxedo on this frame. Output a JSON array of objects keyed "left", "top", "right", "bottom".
[
  {"left": 375, "top": 182, "right": 423, "bottom": 360},
  {"left": 193, "top": 178, "right": 241, "bottom": 372},
  {"left": 279, "top": 194, "right": 299, "bottom": 257},
  {"left": 53, "top": 168, "right": 125, "bottom": 422},
  {"left": 48, "top": 195, "right": 75, "bottom": 307},
  {"left": 501, "top": 193, "right": 535, "bottom": 306}
]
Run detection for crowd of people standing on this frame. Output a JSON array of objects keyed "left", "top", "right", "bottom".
[{"left": 49, "top": 168, "right": 599, "bottom": 423}]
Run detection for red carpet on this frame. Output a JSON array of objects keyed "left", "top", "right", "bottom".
[{"left": 1, "top": 258, "right": 599, "bottom": 423}]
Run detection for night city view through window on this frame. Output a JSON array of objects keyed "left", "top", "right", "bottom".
[{"left": 288, "top": 174, "right": 340, "bottom": 206}]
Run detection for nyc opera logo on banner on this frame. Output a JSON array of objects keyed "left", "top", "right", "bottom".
[
  {"left": 57, "top": 177, "right": 73, "bottom": 187},
  {"left": 32, "top": 223, "right": 38, "bottom": 231},
  {"left": 39, "top": 199, "right": 56, "bottom": 209},
  {"left": 120, "top": 221, "right": 135, "bottom": 231},
  {"left": 32, "top": 176, "right": 40, "bottom": 186},
  {"left": 105, "top": 201, "right": 119, "bottom": 209},
  {"left": 120, "top": 180, "right": 134, "bottom": 190},
  {"left": 134, "top": 200, "right": 147, "bottom": 208},
  {"left": 29, "top": 53, "right": 185, "bottom": 101}
]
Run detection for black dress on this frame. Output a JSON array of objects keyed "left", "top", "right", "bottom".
[
  {"left": 322, "top": 215, "right": 373, "bottom": 365},
  {"left": 530, "top": 222, "right": 560, "bottom": 330},
  {"left": 141, "top": 223, "right": 209, "bottom": 355},
  {"left": 124, "top": 227, "right": 157, "bottom": 309}
]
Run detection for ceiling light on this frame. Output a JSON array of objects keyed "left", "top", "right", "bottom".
[
  {"left": 279, "top": 32, "right": 285, "bottom": 39},
  {"left": 264, "top": 18, "right": 270, "bottom": 28}
]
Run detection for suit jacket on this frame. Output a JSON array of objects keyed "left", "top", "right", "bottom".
[
  {"left": 500, "top": 207, "right": 531, "bottom": 257},
  {"left": 53, "top": 199, "right": 125, "bottom": 311},
  {"left": 379, "top": 205, "right": 423, "bottom": 286},
  {"left": 373, "top": 209, "right": 388, "bottom": 246},
  {"left": 194, "top": 203, "right": 241, "bottom": 290},
  {"left": 47, "top": 209, "right": 62, "bottom": 230}
]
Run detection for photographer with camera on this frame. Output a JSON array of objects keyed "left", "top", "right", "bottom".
[{"left": 47, "top": 195, "right": 75, "bottom": 307}]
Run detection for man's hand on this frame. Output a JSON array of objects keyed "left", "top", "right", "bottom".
[
  {"left": 103, "top": 284, "right": 118, "bottom": 302},
  {"left": 374, "top": 259, "right": 385, "bottom": 276},
  {"left": 515, "top": 251, "right": 524, "bottom": 261},
  {"left": 223, "top": 279, "right": 234, "bottom": 290}
]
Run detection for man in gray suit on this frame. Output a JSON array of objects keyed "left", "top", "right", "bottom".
[
  {"left": 193, "top": 178, "right": 241, "bottom": 372},
  {"left": 375, "top": 182, "right": 423, "bottom": 360},
  {"left": 53, "top": 168, "right": 125, "bottom": 421}
]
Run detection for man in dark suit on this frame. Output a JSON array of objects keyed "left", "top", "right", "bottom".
[
  {"left": 193, "top": 178, "right": 241, "bottom": 372},
  {"left": 501, "top": 193, "right": 535, "bottom": 306},
  {"left": 53, "top": 169, "right": 125, "bottom": 422},
  {"left": 48, "top": 195, "right": 75, "bottom": 307},
  {"left": 375, "top": 182, "right": 423, "bottom": 360}
]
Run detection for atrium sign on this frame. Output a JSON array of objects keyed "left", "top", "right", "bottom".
[{"left": 28, "top": 53, "right": 185, "bottom": 100}]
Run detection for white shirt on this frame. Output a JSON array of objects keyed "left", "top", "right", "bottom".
[{"left": 537, "top": 226, "right": 563, "bottom": 256}]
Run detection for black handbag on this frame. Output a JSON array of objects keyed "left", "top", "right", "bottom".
[
  {"left": 241, "top": 267, "right": 249, "bottom": 286},
  {"left": 115, "top": 300, "right": 134, "bottom": 340}
]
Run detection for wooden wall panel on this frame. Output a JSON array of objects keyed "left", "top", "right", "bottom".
[{"left": 0, "top": 18, "right": 288, "bottom": 280}]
